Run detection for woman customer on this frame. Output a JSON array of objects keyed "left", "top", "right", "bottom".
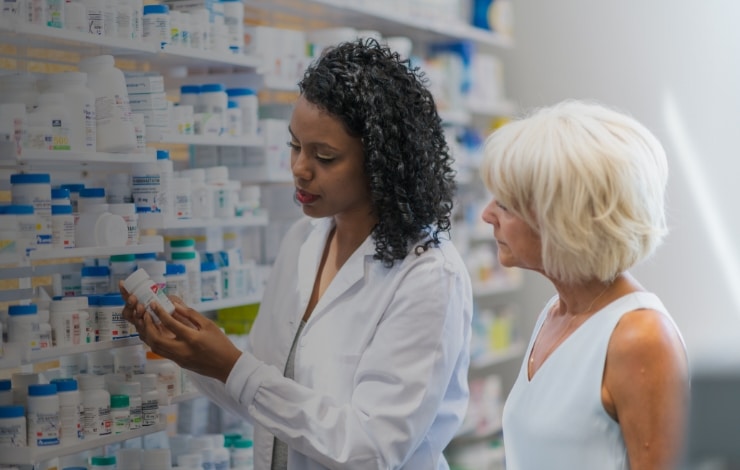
[
  {"left": 121, "top": 38, "right": 473, "bottom": 469},
  {"left": 480, "top": 99, "right": 689, "bottom": 470}
]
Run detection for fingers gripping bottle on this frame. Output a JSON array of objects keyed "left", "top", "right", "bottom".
[{"left": 123, "top": 268, "right": 175, "bottom": 323}]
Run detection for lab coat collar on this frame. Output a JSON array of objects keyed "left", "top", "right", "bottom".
[{"left": 296, "top": 218, "right": 376, "bottom": 323}]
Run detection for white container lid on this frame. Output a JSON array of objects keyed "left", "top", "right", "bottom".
[
  {"left": 108, "top": 203, "right": 137, "bottom": 216},
  {"left": 180, "top": 168, "right": 206, "bottom": 184},
  {"left": 77, "top": 373, "right": 105, "bottom": 390},
  {"left": 96, "top": 213, "right": 128, "bottom": 247},
  {"left": 123, "top": 268, "right": 150, "bottom": 293},
  {"left": 79, "top": 54, "right": 115, "bottom": 71}
]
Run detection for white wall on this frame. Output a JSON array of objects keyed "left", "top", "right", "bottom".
[{"left": 502, "top": 0, "right": 740, "bottom": 365}]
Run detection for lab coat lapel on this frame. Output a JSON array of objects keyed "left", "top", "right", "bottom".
[{"left": 295, "top": 218, "right": 334, "bottom": 323}]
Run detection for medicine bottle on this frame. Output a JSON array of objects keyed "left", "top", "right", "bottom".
[
  {"left": 75, "top": 209, "right": 128, "bottom": 248},
  {"left": 77, "top": 373, "right": 111, "bottom": 437},
  {"left": 113, "top": 344, "right": 145, "bottom": 379},
  {"left": 179, "top": 168, "right": 214, "bottom": 219},
  {"left": 97, "top": 294, "right": 128, "bottom": 341},
  {"left": 131, "top": 149, "right": 173, "bottom": 216},
  {"left": 106, "top": 173, "right": 133, "bottom": 204},
  {"left": 142, "top": 4, "right": 170, "bottom": 49},
  {"left": 35, "top": 92, "right": 71, "bottom": 150},
  {"left": 51, "top": 204, "right": 75, "bottom": 248},
  {"left": 2, "top": 204, "right": 37, "bottom": 256},
  {"left": 220, "top": 0, "right": 244, "bottom": 54},
  {"left": 225, "top": 100, "right": 241, "bottom": 137},
  {"left": 0, "top": 102, "right": 26, "bottom": 157},
  {"left": 11, "top": 372, "right": 40, "bottom": 408},
  {"left": 171, "top": 251, "right": 201, "bottom": 305},
  {"left": 87, "top": 349, "right": 114, "bottom": 375},
  {"left": 145, "top": 351, "right": 181, "bottom": 399},
  {"left": 81, "top": 265, "right": 110, "bottom": 295},
  {"left": 49, "top": 378, "right": 83, "bottom": 443},
  {"left": 0, "top": 404, "right": 26, "bottom": 447},
  {"left": 36, "top": 306, "right": 52, "bottom": 350},
  {"left": 78, "top": 54, "right": 136, "bottom": 153},
  {"left": 225, "top": 88, "right": 258, "bottom": 137},
  {"left": 0, "top": 379, "right": 12, "bottom": 406},
  {"left": 197, "top": 84, "right": 227, "bottom": 130},
  {"left": 123, "top": 268, "right": 175, "bottom": 323},
  {"left": 164, "top": 263, "right": 188, "bottom": 300},
  {"left": 10, "top": 173, "right": 51, "bottom": 249},
  {"left": 109, "top": 254, "right": 137, "bottom": 288},
  {"left": 26, "top": 383, "right": 60, "bottom": 447},
  {"left": 50, "top": 297, "right": 88, "bottom": 346},
  {"left": 90, "top": 456, "right": 117, "bottom": 470},
  {"left": 59, "top": 183, "right": 84, "bottom": 214},
  {"left": 111, "top": 394, "right": 130, "bottom": 434},
  {"left": 43, "top": 71, "right": 96, "bottom": 152},
  {"left": 131, "top": 373, "right": 159, "bottom": 427},
  {"left": 78, "top": 187, "right": 107, "bottom": 213},
  {"left": 111, "top": 380, "right": 142, "bottom": 430},
  {"left": 230, "top": 439, "right": 254, "bottom": 469},
  {"left": 200, "top": 261, "right": 222, "bottom": 302},
  {"left": 179, "top": 85, "right": 200, "bottom": 107},
  {"left": 167, "top": 237, "right": 197, "bottom": 261},
  {"left": 51, "top": 188, "right": 70, "bottom": 206},
  {"left": 7, "top": 304, "right": 40, "bottom": 352},
  {"left": 135, "top": 254, "right": 167, "bottom": 292},
  {"left": 108, "top": 203, "right": 139, "bottom": 245}
]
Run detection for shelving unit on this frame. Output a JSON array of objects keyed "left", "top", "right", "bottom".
[{"left": 138, "top": 213, "right": 268, "bottom": 230}]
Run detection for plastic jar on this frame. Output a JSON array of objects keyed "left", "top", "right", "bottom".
[
  {"left": 180, "top": 168, "right": 214, "bottom": 219},
  {"left": 50, "top": 297, "right": 88, "bottom": 347},
  {"left": 51, "top": 204, "right": 75, "bottom": 248},
  {"left": 131, "top": 373, "right": 159, "bottom": 427},
  {"left": 107, "top": 173, "right": 133, "bottom": 204},
  {"left": 81, "top": 266, "right": 110, "bottom": 295},
  {"left": 164, "top": 263, "right": 188, "bottom": 300},
  {"left": 49, "top": 378, "right": 83, "bottom": 443},
  {"left": 142, "top": 4, "right": 170, "bottom": 49},
  {"left": 123, "top": 268, "right": 175, "bottom": 323},
  {"left": 108, "top": 203, "right": 139, "bottom": 246},
  {"left": 34, "top": 92, "right": 71, "bottom": 150},
  {"left": 179, "top": 85, "right": 200, "bottom": 108},
  {"left": 200, "top": 261, "right": 222, "bottom": 302},
  {"left": 0, "top": 102, "right": 26, "bottom": 157},
  {"left": 0, "top": 204, "right": 35, "bottom": 257},
  {"left": 225, "top": 100, "right": 241, "bottom": 137},
  {"left": 97, "top": 294, "right": 128, "bottom": 341},
  {"left": 131, "top": 149, "right": 173, "bottom": 216},
  {"left": 43, "top": 71, "right": 96, "bottom": 152},
  {"left": 171, "top": 251, "right": 201, "bottom": 305},
  {"left": 10, "top": 173, "right": 51, "bottom": 249},
  {"left": 77, "top": 373, "right": 111, "bottom": 437},
  {"left": 135, "top": 254, "right": 166, "bottom": 291},
  {"left": 167, "top": 237, "right": 196, "bottom": 261},
  {"left": 90, "top": 456, "right": 117, "bottom": 470},
  {"left": 78, "top": 55, "right": 136, "bottom": 153},
  {"left": 0, "top": 74, "right": 39, "bottom": 112},
  {"left": 220, "top": 0, "right": 244, "bottom": 53},
  {"left": 27, "top": 383, "right": 60, "bottom": 447},
  {"left": 197, "top": 83, "right": 227, "bottom": 127},
  {"left": 109, "top": 254, "right": 137, "bottom": 288},
  {"left": 0, "top": 379, "right": 12, "bottom": 406},
  {"left": 113, "top": 344, "right": 145, "bottom": 379},
  {"left": 111, "top": 394, "right": 130, "bottom": 434},
  {"left": 145, "top": 351, "right": 181, "bottom": 399},
  {"left": 111, "top": 380, "right": 142, "bottom": 430},
  {"left": 77, "top": 0, "right": 104, "bottom": 35},
  {"left": 225, "top": 88, "right": 258, "bottom": 136},
  {"left": 75, "top": 209, "right": 128, "bottom": 248},
  {"left": 230, "top": 438, "right": 254, "bottom": 469},
  {"left": 59, "top": 183, "right": 84, "bottom": 214},
  {"left": 7, "top": 304, "right": 40, "bottom": 352},
  {"left": 78, "top": 187, "right": 107, "bottom": 213},
  {"left": 37, "top": 307, "right": 52, "bottom": 350},
  {"left": 172, "top": 177, "right": 193, "bottom": 220},
  {"left": 0, "top": 404, "right": 26, "bottom": 447},
  {"left": 51, "top": 188, "right": 70, "bottom": 206}
]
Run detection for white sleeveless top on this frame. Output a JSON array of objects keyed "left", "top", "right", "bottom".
[{"left": 502, "top": 292, "right": 679, "bottom": 470}]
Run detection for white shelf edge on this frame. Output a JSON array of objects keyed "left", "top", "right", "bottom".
[
  {"left": 0, "top": 421, "right": 167, "bottom": 465},
  {"left": 9, "top": 148, "right": 156, "bottom": 165},
  {"left": 192, "top": 294, "right": 261, "bottom": 312},
  {"left": 146, "top": 134, "right": 264, "bottom": 148},
  {"left": 28, "top": 241, "right": 163, "bottom": 261},
  {"left": 159, "top": 45, "right": 262, "bottom": 69},
  {"left": 469, "top": 342, "right": 526, "bottom": 372},
  {"left": 26, "top": 337, "right": 142, "bottom": 364},
  {"left": 137, "top": 213, "right": 269, "bottom": 230}
]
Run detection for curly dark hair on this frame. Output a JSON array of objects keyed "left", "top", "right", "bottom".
[{"left": 298, "top": 38, "right": 456, "bottom": 267}]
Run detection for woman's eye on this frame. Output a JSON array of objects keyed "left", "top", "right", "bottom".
[
  {"left": 496, "top": 201, "right": 508, "bottom": 212},
  {"left": 316, "top": 154, "right": 334, "bottom": 163}
]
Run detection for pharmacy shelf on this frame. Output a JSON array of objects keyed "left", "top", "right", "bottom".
[
  {"left": 246, "top": 0, "right": 512, "bottom": 48},
  {"left": 472, "top": 276, "right": 523, "bottom": 297},
  {"left": 0, "top": 18, "right": 261, "bottom": 70},
  {"left": 0, "top": 337, "right": 143, "bottom": 369},
  {"left": 0, "top": 148, "right": 157, "bottom": 168},
  {"left": 469, "top": 342, "right": 526, "bottom": 377},
  {"left": 28, "top": 240, "right": 164, "bottom": 261},
  {"left": 192, "top": 293, "right": 261, "bottom": 312},
  {"left": 146, "top": 133, "right": 264, "bottom": 148},
  {"left": 0, "top": 421, "right": 167, "bottom": 465},
  {"left": 138, "top": 212, "right": 269, "bottom": 230}
]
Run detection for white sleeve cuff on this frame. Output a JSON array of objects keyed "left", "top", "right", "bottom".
[{"left": 224, "top": 350, "right": 264, "bottom": 406}]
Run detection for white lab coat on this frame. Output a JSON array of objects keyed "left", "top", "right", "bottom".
[{"left": 188, "top": 217, "right": 473, "bottom": 469}]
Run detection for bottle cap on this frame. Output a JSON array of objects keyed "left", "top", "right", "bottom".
[
  {"left": 123, "top": 268, "right": 151, "bottom": 293},
  {"left": 28, "top": 383, "right": 57, "bottom": 396},
  {"left": 0, "top": 405, "right": 25, "bottom": 418}
]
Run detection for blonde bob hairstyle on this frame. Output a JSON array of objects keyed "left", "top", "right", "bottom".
[{"left": 480, "top": 99, "right": 669, "bottom": 284}]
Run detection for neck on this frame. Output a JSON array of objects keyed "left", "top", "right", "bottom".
[{"left": 552, "top": 276, "right": 621, "bottom": 317}]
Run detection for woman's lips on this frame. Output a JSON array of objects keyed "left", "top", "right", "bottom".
[{"left": 296, "top": 189, "right": 319, "bottom": 204}]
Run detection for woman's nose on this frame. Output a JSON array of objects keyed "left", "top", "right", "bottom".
[
  {"left": 481, "top": 200, "right": 499, "bottom": 226},
  {"left": 291, "top": 151, "right": 311, "bottom": 180}
]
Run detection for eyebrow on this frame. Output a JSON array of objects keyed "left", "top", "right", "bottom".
[{"left": 287, "top": 126, "right": 342, "bottom": 153}]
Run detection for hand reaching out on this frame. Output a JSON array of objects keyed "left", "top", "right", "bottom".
[{"left": 119, "top": 282, "right": 242, "bottom": 383}]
